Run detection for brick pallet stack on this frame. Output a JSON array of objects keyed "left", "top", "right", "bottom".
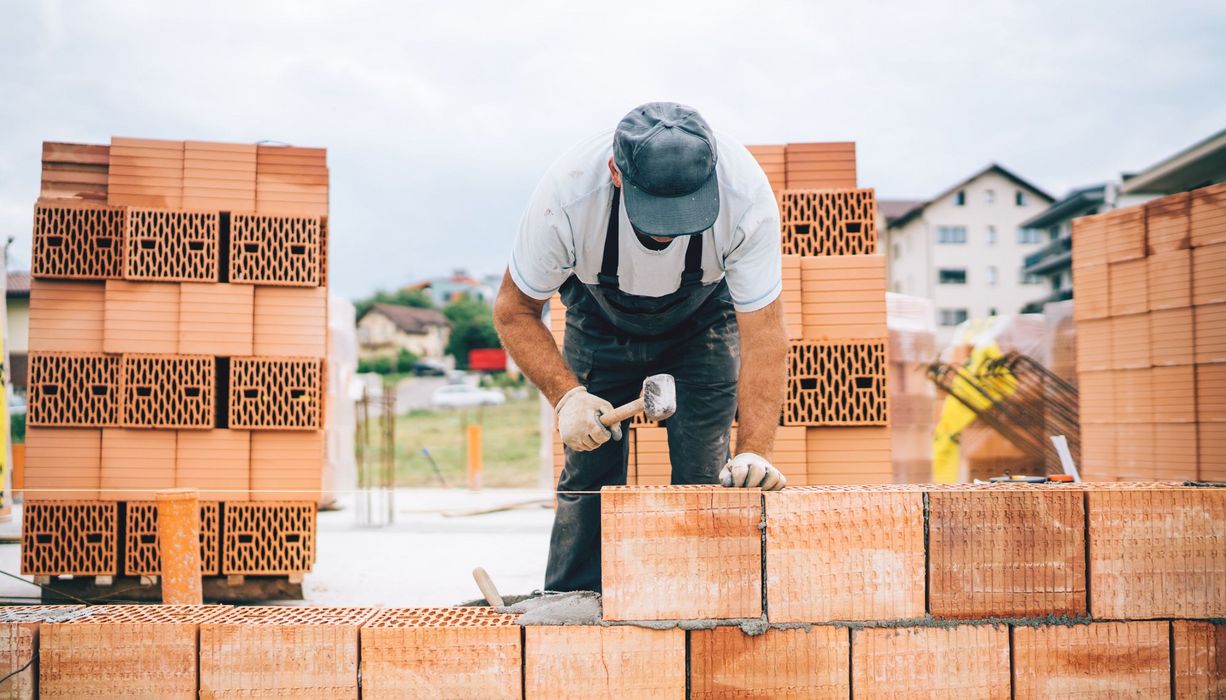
[
  {"left": 546, "top": 142, "right": 890, "bottom": 487},
  {"left": 22, "top": 136, "right": 329, "bottom": 586},
  {"left": 1073, "top": 182, "right": 1225, "bottom": 481}
]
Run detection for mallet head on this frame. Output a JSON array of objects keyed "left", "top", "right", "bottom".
[{"left": 641, "top": 374, "right": 677, "bottom": 422}]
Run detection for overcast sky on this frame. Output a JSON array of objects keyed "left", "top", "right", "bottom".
[{"left": 2, "top": 1, "right": 1223, "bottom": 299}]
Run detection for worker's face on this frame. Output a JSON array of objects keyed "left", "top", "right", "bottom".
[{"left": 608, "top": 158, "right": 674, "bottom": 244}]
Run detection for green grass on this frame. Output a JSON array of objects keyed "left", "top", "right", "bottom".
[{"left": 392, "top": 395, "right": 543, "bottom": 488}]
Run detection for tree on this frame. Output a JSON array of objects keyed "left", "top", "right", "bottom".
[
  {"left": 354, "top": 288, "right": 435, "bottom": 318},
  {"left": 444, "top": 297, "right": 501, "bottom": 369},
  {"left": 395, "top": 348, "right": 419, "bottom": 373}
]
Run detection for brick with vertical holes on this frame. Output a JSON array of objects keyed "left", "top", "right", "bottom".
[
  {"left": 525, "top": 626, "right": 684, "bottom": 699},
  {"left": 1013, "top": 621, "right": 1170, "bottom": 698},
  {"left": 1173, "top": 620, "right": 1226, "bottom": 697},
  {"left": 852, "top": 625, "right": 1010, "bottom": 698},
  {"left": 690, "top": 626, "right": 849, "bottom": 699}
]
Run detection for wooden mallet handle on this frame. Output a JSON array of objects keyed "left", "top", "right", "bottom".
[{"left": 600, "top": 397, "right": 645, "bottom": 427}]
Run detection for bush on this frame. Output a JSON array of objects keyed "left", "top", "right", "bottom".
[
  {"left": 10, "top": 413, "right": 24, "bottom": 444},
  {"left": 358, "top": 356, "right": 395, "bottom": 375},
  {"left": 354, "top": 288, "right": 435, "bottom": 319},
  {"left": 396, "top": 349, "right": 419, "bottom": 373},
  {"left": 444, "top": 297, "right": 501, "bottom": 370}
]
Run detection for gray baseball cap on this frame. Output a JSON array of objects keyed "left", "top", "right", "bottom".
[{"left": 613, "top": 102, "right": 719, "bottom": 237}]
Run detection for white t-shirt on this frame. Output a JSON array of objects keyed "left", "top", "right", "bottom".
[{"left": 509, "top": 129, "right": 782, "bottom": 313}]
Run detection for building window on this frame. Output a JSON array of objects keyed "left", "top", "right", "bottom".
[
  {"left": 954, "top": 190, "right": 966, "bottom": 206},
  {"left": 937, "top": 226, "right": 967, "bottom": 244},
  {"left": 1016, "top": 190, "right": 1028, "bottom": 206},
  {"left": 984, "top": 189, "right": 995, "bottom": 204},
  {"left": 892, "top": 243, "right": 901, "bottom": 260},
  {"left": 1018, "top": 228, "right": 1042, "bottom": 244},
  {"left": 987, "top": 266, "right": 998, "bottom": 286},
  {"left": 987, "top": 225, "right": 997, "bottom": 244},
  {"left": 938, "top": 268, "right": 967, "bottom": 284},
  {"left": 939, "top": 308, "right": 969, "bottom": 326},
  {"left": 1021, "top": 271, "right": 1043, "bottom": 285}
]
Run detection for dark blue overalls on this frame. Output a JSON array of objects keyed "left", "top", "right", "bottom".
[{"left": 545, "top": 186, "right": 741, "bottom": 593}]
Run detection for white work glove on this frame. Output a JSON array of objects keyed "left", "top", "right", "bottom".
[
  {"left": 719, "top": 452, "right": 787, "bottom": 491},
  {"left": 555, "top": 386, "right": 622, "bottom": 452}
]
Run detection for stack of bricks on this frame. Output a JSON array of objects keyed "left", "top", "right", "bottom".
[
  {"left": 22, "top": 136, "right": 329, "bottom": 586},
  {"left": 545, "top": 142, "right": 891, "bottom": 487},
  {"left": 887, "top": 292, "right": 940, "bottom": 482},
  {"left": 3, "top": 481, "right": 1223, "bottom": 695},
  {"left": 1073, "top": 182, "right": 1225, "bottom": 481}
]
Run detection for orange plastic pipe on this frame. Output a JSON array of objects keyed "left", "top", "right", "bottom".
[
  {"left": 467, "top": 424, "right": 482, "bottom": 491},
  {"left": 156, "top": 488, "right": 203, "bottom": 605}
]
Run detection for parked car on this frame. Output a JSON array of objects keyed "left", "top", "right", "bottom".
[
  {"left": 430, "top": 384, "right": 506, "bottom": 408},
  {"left": 411, "top": 361, "right": 448, "bottom": 377}
]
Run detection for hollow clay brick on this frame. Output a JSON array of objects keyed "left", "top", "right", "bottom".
[
  {"left": 1012, "top": 621, "right": 1170, "bottom": 698},
  {"left": 122, "top": 208, "right": 218, "bottom": 281},
  {"left": 28, "top": 280, "right": 105, "bottom": 353},
  {"left": 1199, "top": 363, "right": 1226, "bottom": 422},
  {"left": 1173, "top": 620, "right": 1226, "bottom": 697},
  {"left": 785, "top": 340, "right": 888, "bottom": 426},
  {"left": 178, "top": 283, "right": 254, "bottom": 356},
  {"left": 175, "top": 429, "right": 250, "bottom": 501},
  {"left": 746, "top": 144, "right": 786, "bottom": 195},
  {"left": 1151, "top": 307, "right": 1196, "bottom": 366},
  {"left": 781, "top": 254, "right": 802, "bottom": 340},
  {"left": 1075, "top": 318, "right": 1112, "bottom": 372},
  {"left": 766, "top": 486, "right": 923, "bottom": 622},
  {"left": 1087, "top": 486, "right": 1226, "bottom": 618},
  {"left": 40, "top": 605, "right": 227, "bottom": 699},
  {"left": 1072, "top": 263, "right": 1109, "bottom": 320},
  {"left": 229, "top": 357, "right": 324, "bottom": 430},
  {"left": 1194, "top": 242, "right": 1226, "bottom": 306},
  {"left": 230, "top": 212, "right": 323, "bottom": 286},
  {"left": 253, "top": 286, "right": 327, "bottom": 357},
  {"left": 124, "top": 500, "right": 220, "bottom": 576},
  {"left": 222, "top": 501, "right": 316, "bottom": 575},
  {"left": 1191, "top": 181, "right": 1226, "bottom": 248},
  {"left": 779, "top": 188, "right": 876, "bottom": 256},
  {"left": 601, "top": 486, "right": 762, "bottom": 621},
  {"left": 360, "top": 607, "right": 521, "bottom": 699},
  {"left": 183, "top": 140, "right": 256, "bottom": 212},
  {"left": 200, "top": 607, "right": 375, "bottom": 699},
  {"left": 41, "top": 141, "right": 109, "bottom": 202},
  {"left": 27, "top": 351, "right": 120, "bottom": 427},
  {"left": 929, "top": 487, "right": 1087, "bottom": 618},
  {"left": 524, "top": 625, "right": 684, "bottom": 699},
  {"left": 800, "top": 255, "right": 887, "bottom": 340},
  {"left": 20, "top": 501, "right": 117, "bottom": 576},
  {"left": 1148, "top": 248, "right": 1192, "bottom": 310},
  {"left": 1146, "top": 190, "right": 1191, "bottom": 253},
  {"left": 690, "top": 626, "right": 849, "bottom": 699},
  {"left": 1196, "top": 303, "right": 1226, "bottom": 364},
  {"left": 100, "top": 428, "right": 175, "bottom": 501},
  {"left": 852, "top": 625, "right": 1010, "bottom": 698},
  {"left": 1071, "top": 212, "right": 1108, "bottom": 268},
  {"left": 103, "top": 280, "right": 179, "bottom": 354},
  {"left": 1105, "top": 204, "right": 1146, "bottom": 263},
  {"left": 1108, "top": 259, "right": 1149, "bottom": 316},
  {"left": 250, "top": 430, "right": 324, "bottom": 501},
  {"left": 783, "top": 142, "right": 857, "bottom": 190},
  {"left": 23, "top": 428, "right": 101, "bottom": 501},
  {"left": 0, "top": 606, "right": 84, "bottom": 700},
  {"left": 31, "top": 201, "right": 124, "bottom": 280},
  {"left": 120, "top": 354, "right": 215, "bottom": 428},
  {"left": 804, "top": 426, "right": 893, "bottom": 484}
]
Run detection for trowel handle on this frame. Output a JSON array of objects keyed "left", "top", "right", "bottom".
[
  {"left": 473, "top": 567, "right": 504, "bottom": 608},
  {"left": 600, "top": 397, "right": 644, "bottom": 427}
]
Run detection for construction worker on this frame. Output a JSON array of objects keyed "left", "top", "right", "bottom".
[{"left": 494, "top": 102, "right": 787, "bottom": 592}]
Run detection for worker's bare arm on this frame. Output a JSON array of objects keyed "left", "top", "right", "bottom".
[
  {"left": 493, "top": 269, "right": 580, "bottom": 406},
  {"left": 733, "top": 297, "right": 788, "bottom": 458}
]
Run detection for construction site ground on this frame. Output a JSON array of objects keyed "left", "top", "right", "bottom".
[{"left": 0, "top": 488, "right": 554, "bottom": 607}]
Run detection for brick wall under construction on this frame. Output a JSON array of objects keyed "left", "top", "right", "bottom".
[
  {"left": 22, "top": 137, "right": 330, "bottom": 581},
  {"left": 548, "top": 142, "right": 895, "bottom": 487},
  {"left": 1073, "top": 182, "right": 1225, "bottom": 482},
  {"left": 3, "top": 481, "right": 1223, "bottom": 696}
]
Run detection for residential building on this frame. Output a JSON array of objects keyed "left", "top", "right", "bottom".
[
  {"left": 356, "top": 303, "right": 451, "bottom": 361},
  {"left": 1018, "top": 184, "right": 1108, "bottom": 312},
  {"left": 406, "top": 269, "right": 500, "bottom": 306},
  {"left": 883, "top": 164, "right": 1054, "bottom": 345},
  {"left": 1117, "top": 127, "right": 1226, "bottom": 201}
]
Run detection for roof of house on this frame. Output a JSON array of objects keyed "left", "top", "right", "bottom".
[
  {"left": 1119, "top": 128, "right": 1226, "bottom": 195},
  {"left": 878, "top": 199, "right": 926, "bottom": 224},
  {"left": 7, "top": 271, "right": 30, "bottom": 297},
  {"left": 1019, "top": 183, "right": 1107, "bottom": 230},
  {"left": 887, "top": 164, "right": 1055, "bottom": 229},
  {"left": 366, "top": 303, "right": 451, "bottom": 333}
]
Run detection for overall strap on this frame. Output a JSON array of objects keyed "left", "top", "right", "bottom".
[
  {"left": 597, "top": 186, "right": 621, "bottom": 289},
  {"left": 680, "top": 232, "right": 705, "bottom": 286}
]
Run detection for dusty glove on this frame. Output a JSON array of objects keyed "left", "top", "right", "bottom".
[
  {"left": 555, "top": 386, "right": 622, "bottom": 452},
  {"left": 719, "top": 452, "right": 786, "bottom": 491}
]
